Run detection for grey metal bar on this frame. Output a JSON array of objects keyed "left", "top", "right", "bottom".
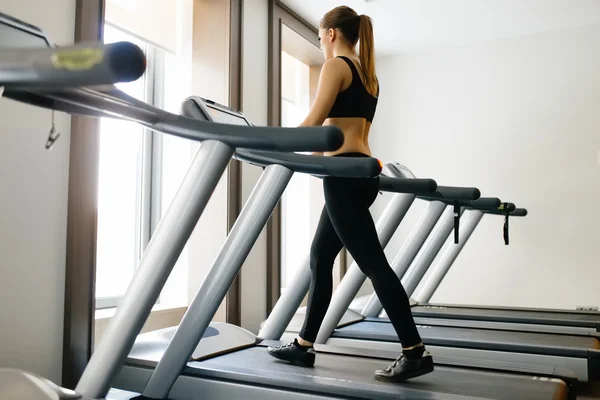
[
  {"left": 313, "top": 193, "right": 416, "bottom": 344},
  {"left": 76, "top": 140, "right": 234, "bottom": 399},
  {"left": 261, "top": 192, "right": 416, "bottom": 341},
  {"left": 361, "top": 200, "right": 447, "bottom": 317},
  {"left": 402, "top": 206, "right": 466, "bottom": 297},
  {"left": 363, "top": 197, "right": 501, "bottom": 314},
  {"left": 0, "top": 42, "right": 146, "bottom": 88},
  {"left": 415, "top": 206, "right": 527, "bottom": 302},
  {"left": 142, "top": 164, "right": 293, "bottom": 399},
  {"left": 258, "top": 254, "right": 310, "bottom": 340},
  {"left": 368, "top": 205, "right": 467, "bottom": 317},
  {"left": 259, "top": 161, "right": 433, "bottom": 341},
  {"left": 415, "top": 210, "right": 485, "bottom": 303}
]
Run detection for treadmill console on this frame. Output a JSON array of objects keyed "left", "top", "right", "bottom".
[{"left": 183, "top": 96, "right": 253, "bottom": 127}]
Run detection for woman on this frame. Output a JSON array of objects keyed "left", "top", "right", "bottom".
[{"left": 267, "top": 6, "right": 434, "bottom": 382}]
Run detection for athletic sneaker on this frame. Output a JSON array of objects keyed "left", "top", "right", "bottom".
[
  {"left": 267, "top": 340, "right": 316, "bottom": 367},
  {"left": 374, "top": 351, "right": 434, "bottom": 382}
]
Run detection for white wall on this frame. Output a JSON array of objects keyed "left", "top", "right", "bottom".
[
  {"left": 370, "top": 23, "right": 600, "bottom": 310},
  {"left": 0, "top": 0, "right": 75, "bottom": 384},
  {"left": 186, "top": 0, "right": 231, "bottom": 320},
  {"left": 240, "top": 0, "right": 269, "bottom": 333}
]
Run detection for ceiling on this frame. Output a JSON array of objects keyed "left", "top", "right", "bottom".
[{"left": 280, "top": 0, "right": 600, "bottom": 56}]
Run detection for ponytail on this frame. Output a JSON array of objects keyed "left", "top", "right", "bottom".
[
  {"left": 320, "top": 6, "right": 378, "bottom": 96},
  {"left": 358, "top": 14, "right": 378, "bottom": 97}
]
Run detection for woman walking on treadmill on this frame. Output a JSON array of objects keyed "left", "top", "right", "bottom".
[{"left": 267, "top": 6, "right": 434, "bottom": 382}]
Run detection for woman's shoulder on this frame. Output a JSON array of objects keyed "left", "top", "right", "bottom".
[
  {"left": 324, "top": 56, "right": 351, "bottom": 69},
  {"left": 320, "top": 57, "right": 353, "bottom": 82}
]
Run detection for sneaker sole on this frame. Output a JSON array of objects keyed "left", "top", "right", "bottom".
[
  {"left": 374, "top": 364, "right": 434, "bottom": 383},
  {"left": 267, "top": 349, "right": 315, "bottom": 368}
]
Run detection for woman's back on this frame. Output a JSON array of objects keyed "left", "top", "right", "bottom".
[{"left": 323, "top": 55, "right": 378, "bottom": 156}]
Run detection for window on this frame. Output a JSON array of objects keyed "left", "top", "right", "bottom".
[
  {"left": 95, "top": 24, "right": 171, "bottom": 309},
  {"left": 280, "top": 50, "right": 312, "bottom": 293},
  {"left": 95, "top": 25, "right": 148, "bottom": 309},
  {"left": 154, "top": 50, "right": 195, "bottom": 308},
  {"left": 95, "top": 0, "right": 234, "bottom": 311}
]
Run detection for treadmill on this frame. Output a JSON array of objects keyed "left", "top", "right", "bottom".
[
  {"left": 0, "top": 12, "right": 346, "bottom": 400},
  {"left": 395, "top": 212, "right": 600, "bottom": 335},
  {"left": 0, "top": 11, "right": 572, "bottom": 400},
  {"left": 352, "top": 162, "right": 598, "bottom": 336},
  {"left": 355, "top": 180, "right": 599, "bottom": 336},
  {"left": 323, "top": 178, "right": 597, "bottom": 338},
  {"left": 356, "top": 216, "right": 600, "bottom": 336},
  {"left": 93, "top": 97, "right": 572, "bottom": 400},
  {"left": 272, "top": 165, "right": 600, "bottom": 383}
]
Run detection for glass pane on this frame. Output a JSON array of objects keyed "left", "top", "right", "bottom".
[
  {"left": 161, "top": 50, "right": 195, "bottom": 216},
  {"left": 154, "top": 48, "right": 194, "bottom": 307},
  {"left": 95, "top": 24, "right": 146, "bottom": 300},
  {"left": 280, "top": 47, "right": 312, "bottom": 292}
]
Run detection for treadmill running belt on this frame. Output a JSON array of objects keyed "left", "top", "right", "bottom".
[
  {"left": 176, "top": 345, "right": 568, "bottom": 400},
  {"left": 412, "top": 306, "right": 600, "bottom": 329},
  {"left": 334, "top": 321, "right": 600, "bottom": 357}
]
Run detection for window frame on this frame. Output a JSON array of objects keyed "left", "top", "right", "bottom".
[
  {"left": 62, "top": 0, "right": 244, "bottom": 386},
  {"left": 267, "top": 1, "right": 344, "bottom": 314},
  {"left": 63, "top": 0, "right": 105, "bottom": 388}
]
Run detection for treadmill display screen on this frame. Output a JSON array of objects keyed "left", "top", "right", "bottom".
[
  {"left": 0, "top": 23, "right": 50, "bottom": 48},
  {"left": 206, "top": 105, "right": 249, "bottom": 126}
]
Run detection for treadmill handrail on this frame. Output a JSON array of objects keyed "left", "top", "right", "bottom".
[
  {"left": 421, "top": 185, "right": 481, "bottom": 201},
  {"left": 234, "top": 149, "right": 382, "bottom": 177},
  {"left": 486, "top": 207, "right": 528, "bottom": 217},
  {"left": 418, "top": 197, "right": 502, "bottom": 210},
  {"left": 499, "top": 202, "right": 517, "bottom": 212},
  {"left": 2, "top": 86, "right": 344, "bottom": 152},
  {"left": 0, "top": 41, "right": 146, "bottom": 88},
  {"left": 378, "top": 175, "right": 437, "bottom": 194}
]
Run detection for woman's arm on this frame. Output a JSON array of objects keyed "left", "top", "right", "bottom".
[{"left": 298, "top": 57, "right": 346, "bottom": 127}]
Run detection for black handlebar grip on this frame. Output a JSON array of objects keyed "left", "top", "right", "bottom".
[
  {"left": 378, "top": 176, "right": 437, "bottom": 194},
  {"left": 469, "top": 197, "right": 502, "bottom": 211},
  {"left": 106, "top": 41, "right": 147, "bottom": 82},
  {"left": 498, "top": 202, "right": 517, "bottom": 213}
]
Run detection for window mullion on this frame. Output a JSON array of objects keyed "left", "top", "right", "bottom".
[
  {"left": 137, "top": 44, "right": 156, "bottom": 265},
  {"left": 150, "top": 48, "right": 165, "bottom": 237}
]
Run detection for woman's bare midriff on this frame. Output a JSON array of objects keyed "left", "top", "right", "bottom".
[{"left": 323, "top": 117, "right": 372, "bottom": 157}]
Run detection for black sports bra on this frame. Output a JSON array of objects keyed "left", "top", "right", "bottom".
[{"left": 327, "top": 56, "right": 379, "bottom": 123}]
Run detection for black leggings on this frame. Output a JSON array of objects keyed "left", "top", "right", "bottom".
[{"left": 299, "top": 153, "right": 422, "bottom": 348}]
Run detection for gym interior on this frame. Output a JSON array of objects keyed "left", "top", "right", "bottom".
[{"left": 0, "top": 0, "right": 599, "bottom": 399}]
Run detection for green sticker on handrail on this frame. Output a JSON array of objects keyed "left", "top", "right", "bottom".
[{"left": 51, "top": 48, "right": 104, "bottom": 71}]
